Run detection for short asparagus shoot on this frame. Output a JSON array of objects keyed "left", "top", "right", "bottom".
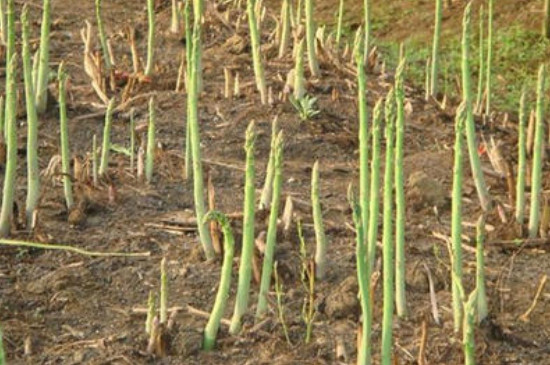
[
  {"left": 305, "top": 0, "right": 320, "bottom": 76},
  {"left": 229, "top": 121, "right": 256, "bottom": 335},
  {"left": 58, "top": 63, "right": 74, "bottom": 210},
  {"left": 247, "top": 0, "right": 268, "bottom": 104},
  {"left": 99, "top": 98, "right": 116, "bottom": 176},
  {"left": 159, "top": 257, "right": 168, "bottom": 324},
  {"left": 256, "top": 131, "right": 284, "bottom": 319},
  {"left": 203, "top": 211, "right": 235, "bottom": 351},
  {"left": 145, "top": 98, "right": 156, "bottom": 184},
  {"left": 528, "top": 65, "right": 546, "bottom": 238},
  {"left": 311, "top": 160, "right": 327, "bottom": 280},
  {"left": 515, "top": 91, "right": 527, "bottom": 226}
]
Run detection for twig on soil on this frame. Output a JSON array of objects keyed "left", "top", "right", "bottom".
[
  {"left": 519, "top": 274, "right": 548, "bottom": 322},
  {"left": 132, "top": 304, "right": 232, "bottom": 327},
  {"left": 418, "top": 320, "right": 428, "bottom": 365},
  {"left": 0, "top": 239, "right": 150, "bottom": 257},
  {"left": 423, "top": 263, "right": 441, "bottom": 325}
]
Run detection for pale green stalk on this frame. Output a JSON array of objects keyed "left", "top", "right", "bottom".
[
  {"left": 0, "top": 97, "right": 4, "bottom": 140},
  {"left": 145, "top": 291, "right": 156, "bottom": 334},
  {"left": 476, "top": 214, "right": 487, "bottom": 323},
  {"left": 335, "top": 0, "right": 344, "bottom": 49},
  {"left": 430, "top": 0, "right": 442, "bottom": 97},
  {"left": 171, "top": 0, "right": 181, "bottom": 34},
  {"left": 463, "top": 289, "right": 477, "bottom": 365},
  {"left": 203, "top": 211, "right": 234, "bottom": 351},
  {"left": 367, "top": 99, "right": 383, "bottom": 270},
  {"left": 22, "top": 6, "right": 40, "bottom": 226},
  {"left": 462, "top": 3, "right": 491, "bottom": 211},
  {"left": 312, "top": 160, "right": 327, "bottom": 280},
  {"left": 95, "top": 0, "right": 111, "bottom": 71},
  {"left": 58, "top": 63, "right": 74, "bottom": 210},
  {"left": 247, "top": 0, "right": 267, "bottom": 104},
  {"left": 348, "top": 186, "right": 371, "bottom": 365},
  {"left": 381, "top": 94, "right": 396, "bottom": 365},
  {"left": 356, "top": 29, "right": 370, "bottom": 254},
  {"left": 305, "top": 0, "right": 320, "bottom": 76},
  {"left": 130, "top": 109, "right": 135, "bottom": 171},
  {"left": 451, "top": 102, "right": 467, "bottom": 333},
  {"left": 0, "top": 0, "right": 5, "bottom": 45},
  {"left": 485, "top": 0, "right": 493, "bottom": 116},
  {"left": 296, "top": 0, "right": 302, "bottom": 27},
  {"left": 99, "top": 98, "right": 115, "bottom": 176},
  {"left": 528, "top": 65, "right": 546, "bottom": 238},
  {"left": 278, "top": 0, "right": 291, "bottom": 58},
  {"left": 394, "top": 58, "right": 407, "bottom": 318},
  {"left": 256, "top": 131, "right": 284, "bottom": 319},
  {"left": 363, "top": 0, "right": 371, "bottom": 62},
  {"left": 159, "top": 257, "right": 168, "bottom": 324},
  {"left": 189, "top": 21, "right": 215, "bottom": 259},
  {"left": 229, "top": 121, "right": 256, "bottom": 335},
  {"left": 184, "top": 0, "right": 192, "bottom": 180},
  {"left": 92, "top": 134, "right": 98, "bottom": 186},
  {"left": 145, "top": 0, "right": 155, "bottom": 76},
  {"left": 0, "top": 55, "right": 16, "bottom": 237},
  {"left": 475, "top": 5, "right": 484, "bottom": 113},
  {"left": 515, "top": 91, "right": 527, "bottom": 225},
  {"left": 294, "top": 38, "right": 306, "bottom": 100},
  {"left": 259, "top": 118, "right": 279, "bottom": 209},
  {"left": 35, "top": 0, "right": 51, "bottom": 114},
  {"left": 0, "top": 326, "right": 4, "bottom": 365},
  {"left": 145, "top": 97, "right": 156, "bottom": 184}
]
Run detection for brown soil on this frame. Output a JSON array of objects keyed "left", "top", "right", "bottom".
[{"left": 1, "top": 0, "right": 549, "bottom": 364}]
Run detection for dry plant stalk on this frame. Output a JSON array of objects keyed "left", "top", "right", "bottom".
[{"left": 81, "top": 20, "right": 109, "bottom": 104}]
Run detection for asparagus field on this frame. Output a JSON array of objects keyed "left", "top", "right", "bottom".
[{"left": 0, "top": 0, "right": 549, "bottom": 364}]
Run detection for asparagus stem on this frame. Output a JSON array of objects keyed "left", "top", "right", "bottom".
[
  {"left": 229, "top": 121, "right": 256, "bottom": 335},
  {"left": 312, "top": 160, "right": 327, "bottom": 280},
  {"left": 58, "top": 63, "right": 74, "bottom": 210}
]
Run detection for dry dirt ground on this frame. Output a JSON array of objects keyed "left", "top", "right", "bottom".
[{"left": 0, "top": 0, "right": 549, "bottom": 364}]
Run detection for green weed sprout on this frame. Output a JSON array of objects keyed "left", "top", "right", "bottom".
[
  {"left": 348, "top": 185, "right": 371, "bottom": 365},
  {"left": 256, "top": 131, "right": 284, "bottom": 319},
  {"left": 58, "top": 63, "right": 74, "bottom": 210},
  {"left": 394, "top": 58, "right": 407, "bottom": 318},
  {"left": 229, "top": 121, "right": 256, "bottom": 335},
  {"left": 159, "top": 257, "right": 168, "bottom": 324},
  {"left": 259, "top": 118, "right": 279, "bottom": 210},
  {"left": 289, "top": 94, "right": 320, "bottom": 121},
  {"left": 451, "top": 102, "right": 467, "bottom": 333},
  {"left": 430, "top": 0, "right": 442, "bottom": 97},
  {"left": 335, "top": 0, "right": 344, "bottom": 49},
  {"left": 475, "top": 5, "right": 484, "bottom": 113},
  {"left": 99, "top": 98, "right": 116, "bottom": 176},
  {"left": 515, "top": 91, "right": 527, "bottom": 226},
  {"left": 485, "top": 0, "right": 493, "bottom": 116},
  {"left": 189, "top": 21, "right": 215, "bottom": 259},
  {"left": 203, "top": 211, "right": 235, "bottom": 351},
  {"left": 35, "top": 0, "right": 51, "bottom": 114},
  {"left": 312, "top": 160, "right": 327, "bottom": 280},
  {"left": 0, "top": 325, "right": 5, "bottom": 365},
  {"left": 367, "top": 99, "right": 383, "bottom": 270},
  {"left": 22, "top": 5, "right": 40, "bottom": 226},
  {"left": 273, "top": 262, "right": 291, "bottom": 345},
  {"left": 305, "top": 0, "right": 320, "bottom": 76},
  {"left": 247, "top": 0, "right": 267, "bottom": 104},
  {"left": 146, "top": 98, "right": 156, "bottom": 184},
  {"left": 278, "top": 0, "right": 291, "bottom": 58},
  {"left": 145, "top": 0, "right": 155, "bottom": 76},
  {"left": 528, "top": 65, "right": 546, "bottom": 238},
  {"left": 462, "top": 2, "right": 491, "bottom": 211},
  {"left": 0, "top": 54, "right": 17, "bottom": 237},
  {"left": 476, "top": 214, "right": 488, "bottom": 323},
  {"left": 294, "top": 38, "right": 306, "bottom": 100},
  {"left": 381, "top": 87, "right": 396, "bottom": 365}
]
